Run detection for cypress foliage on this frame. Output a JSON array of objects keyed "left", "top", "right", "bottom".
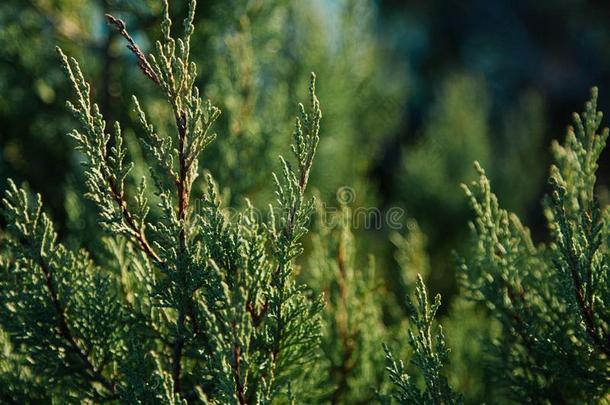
[
  {"left": 306, "top": 203, "right": 388, "bottom": 403},
  {"left": 389, "top": 219, "right": 430, "bottom": 316},
  {"left": 2, "top": 1, "right": 610, "bottom": 404},
  {"left": 1, "top": 1, "right": 323, "bottom": 402},
  {"left": 381, "top": 88, "right": 610, "bottom": 404},
  {"left": 382, "top": 275, "right": 461, "bottom": 405},
  {"left": 458, "top": 88, "right": 610, "bottom": 403}
]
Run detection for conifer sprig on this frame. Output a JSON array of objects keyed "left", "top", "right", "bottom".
[
  {"left": 105, "top": 1, "right": 225, "bottom": 395},
  {"left": 105, "top": 14, "right": 160, "bottom": 86},
  {"left": 459, "top": 87, "right": 610, "bottom": 402},
  {"left": 548, "top": 87, "right": 610, "bottom": 357},
  {"left": 383, "top": 275, "right": 461, "bottom": 405},
  {"left": 308, "top": 201, "right": 387, "bottom": 403},
  {"left": 1, "top": 181, "right": 121, "bottom": 401},
  {"left": 262, "top": 72, "right": 324, "bottom": 398},
  {"left": 0, "top": 0, "right": 325, "bottom": 402},
  {"left": 56, "top": 47, "right": 162, "bottom": 266}
]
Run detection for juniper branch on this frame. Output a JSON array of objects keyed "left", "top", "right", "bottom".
[
  {"left": 105, "top": 14, "right": 160, "bottom": 86},
  {"left": 459, "top": 87, "right": 610, "bottom": 402},
  {"left": 56, "top": 47, "right": 163, "bottom": 267},
  {"left": 1, "top": 181, "right": 117, "bottom": 399},
  {"left": 38, "top": 255, "right": 116, "bottom": 397},
  {"left": 383, "top": 275, "right": 461, "bottom": 405}
]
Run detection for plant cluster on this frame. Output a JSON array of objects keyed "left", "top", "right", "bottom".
[
  {"left": 1, "top": 1, "right": 610, "bottom": 404},
  {"left": 1, "top": 1, "right": 323, "bottom": 402},
  {"left": 457, "top": 88, "right": 610, "bottom": 402}
]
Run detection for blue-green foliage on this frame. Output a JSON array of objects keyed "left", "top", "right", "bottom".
[
  {"left": 2, "top": 1, "right": 610, "bottom": 403},
  {"left": 306, "top": 203, "right": 389, "bottom": 403},
  {"left": 383, "top": 274, "right": 461, "bottom": 405},
  {"left": 459, "top": 88, "right": 610, "bottom": 403},
  {"left": 0, "top": 1, "right": 324, "bottom": 402}
]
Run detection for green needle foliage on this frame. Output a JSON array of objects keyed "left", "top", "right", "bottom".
[
  {"left": 383, "top": 274, "right": 461, "bottom": 405},
  {"left": 306, "top": 203, "right": 389, "bottom": 403},
  {"left": 0, "top": 0, "right": 323, "bottom": 402},
  {"left": 390, "top": 219, "right": 431, "bottom": 316},
  {"left": 2, "top": 1, "right": 610, "bottom": 403},
  {"left": 381, "top": 88, "right": 610, "bottom": 404},
  {"left": 1, "top": 181, "right": 125, "bottom": 401},
  {"left": 459, "top": 88, "right": 610, "bottom": 403}
]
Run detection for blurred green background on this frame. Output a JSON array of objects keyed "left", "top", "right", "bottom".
[{"left": 2, "top": 1, "right": 610, "bottom": 400}]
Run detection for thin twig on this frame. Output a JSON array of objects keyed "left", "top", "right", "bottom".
[
  {"left": 232, "top": 322, "right": 247, "bottom": 405},
  {"left": 107, "top": 179, "right": 163, "bottom": 266},
  {"left": 171, "top": 108, "right": 190, "bottom": 396},
  {"left": 331, "top": 239, "right": 355, "bottom": 405},
  {"left": 105, "top": 14, "right": 160, "bottom": 86},
  {"left": 36, "top": 252, "right": 116, "bottom": 397}
]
